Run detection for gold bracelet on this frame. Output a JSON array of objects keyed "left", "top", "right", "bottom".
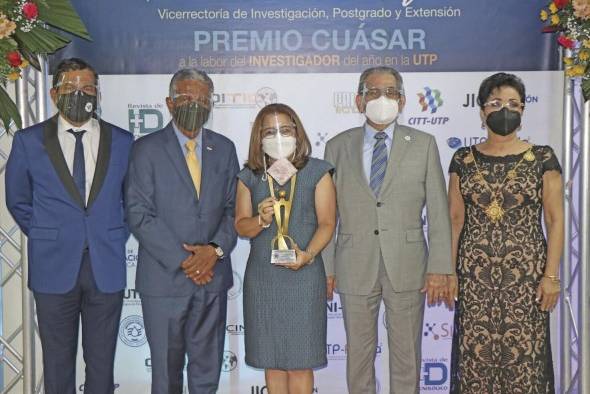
[{"left": 543, "top": 274, "right": 560, "bottom": 283}]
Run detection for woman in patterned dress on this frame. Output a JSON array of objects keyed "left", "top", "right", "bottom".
[
  {"left": 235, "top": 103, "right": 336, "bottom": 393},
  {"left": 447, "top": 73, "right": 564, "bottom": 393}
]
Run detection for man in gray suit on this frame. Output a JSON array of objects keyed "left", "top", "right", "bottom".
[
  {"left": 125, "top": 69, "right": 239, "bottom": 393},
  {"left": 323, "top": 66, "right": 452, "bottom": 394}
]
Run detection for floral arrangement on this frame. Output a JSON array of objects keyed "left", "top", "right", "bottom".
[
  {"left": 541, "top": 0, "right": 590, "bottom": 99},
  {"left": 0, "top": 0, "right": 89, "bottom": 131}
]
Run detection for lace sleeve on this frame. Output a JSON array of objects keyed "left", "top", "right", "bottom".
[
  {"left": 448, "top": 148, "right": 467, "bottom": 177},
  {"left": 540, "top": 146, "right": 562, "bottom": 174}
]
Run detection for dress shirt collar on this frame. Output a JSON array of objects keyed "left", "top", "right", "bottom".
[
  {"left": 363, "top": 121, "right": 395, "bottom": 144},
  {"left": 172, "top": 122, "right": 203, "bottom": 151},
  {"left": 57, "top": 114, "right": 98, "bottom": 134}
]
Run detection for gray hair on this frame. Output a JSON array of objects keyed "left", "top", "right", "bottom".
[
  {"left": 357, "top": 67, "right": 404, "bottom": 96},
  {"left": 169, "top": 68, "right": 214, "bottom": 97}
]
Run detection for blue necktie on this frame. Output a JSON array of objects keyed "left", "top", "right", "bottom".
[
  {"left": 369, "top": 132, "right": 388, "bottom": 196},
  {"left": 66, "top": 129, "right": 87, "bottom": 204}
]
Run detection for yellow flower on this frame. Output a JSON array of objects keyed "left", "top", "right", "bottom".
[
  {"left": 564, "top": 57, "right": 574, "bottom": 65},
  {"left": 19, "top": 59, "right": 29, "bottom": 69},
  {"left": 551, "top": 14, "right": 560, "bottom": 25},
  {"left": 7, "top": 71, "right": 21, "bottom": 81},
  {"left": 567, "top": 64, "right": 588, "bottom": 77},
  {"left": 540, "top": 9, "right": 549, "bottom": 21},
  {"left": 0, "top": 12, "right": 17, "bottom": 39},
  {"left": 583, "top": 39, "right": 590, "bottom": 48},
  {"left": 549, "top": 2, "right": 558, "bottom": 13},
  {"left": 574, "top": 64, "right": 587, "bottom": 75},
  {"left": 581, "top": 51, "right": 590, "bottom": 61}
]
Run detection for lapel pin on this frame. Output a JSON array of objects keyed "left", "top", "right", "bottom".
[
  {"left": 206, "top": 146, "right": 213, "bottom": 151},
  {"left": 404, "top": 135, "right": 411, "bottom": 142}
]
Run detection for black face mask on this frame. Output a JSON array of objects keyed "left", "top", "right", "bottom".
[
  {"left": 486, "top": 107, "right": 521, "bottom": 136},
  {"left": 173, "top": 102, "right": 210, "bottom": 132},
  {"left": 57, "top": 91, "right": 97, "bottom": 124}
]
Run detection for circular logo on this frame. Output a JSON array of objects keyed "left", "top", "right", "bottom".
[
  {"left": 447, "top": 137, "right": 462, "bottom": 149},
  {"left": 119, "top": 315, "right": 147, "bottom": 347},
  {"left": 222, "top": 350, "right": 238, "bottom": 372},
  {"left": 84, "top": 102, "right": 94, "bottom": 113},
  {"left": 255, "top": 87, "right": 278, "bottom": 108},
  {"left": 228, "top": 270, "right": 243, "bottom": 300}
]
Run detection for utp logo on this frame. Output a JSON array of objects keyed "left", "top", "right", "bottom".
[
  {"left": 128, "top": 106, "right": 164, "bottom": 135},
  {"left": 118, "top": 315, "right": 147, "bottom": 347},
  {"left": 417, "top": 87, "right": 443, "bottom": 114}
]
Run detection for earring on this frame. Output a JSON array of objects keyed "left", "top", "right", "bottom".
[{"left": 261, "top": 155, "right": 268, "bottom": 181}]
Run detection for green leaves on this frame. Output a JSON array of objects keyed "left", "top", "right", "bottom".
[
  {"left": 582, "top": 78, "right": 590, "bottom": 101},
  {"left": 37, "top": 0, "right": 90, "bottom": 40},
  {"left": 14, "top": 25, "right": 70, "bottom": 54},
  {"left": 0, "top": 85, "right": 21, "bottom": 132},
  {"left": 0, "top": 0, "right": 90, "bottom": 133}
]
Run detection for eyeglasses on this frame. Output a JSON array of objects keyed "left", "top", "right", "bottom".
[
  {"left": 261, "top": 124, "right": 296, "bottom": 138},
  {"left": 363, "top": 86, "right": 403, "bottom": 101},
  {"left": 56, "top": 82, "right": 98, "bottom": 96},
  {"left": 173, "top": 93, "right": 211, "bottom": 108},
  {"left": 483, "top": 99, "right": 524, "bottom": 111}
]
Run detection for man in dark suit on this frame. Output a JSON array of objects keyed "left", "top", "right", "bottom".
[
  {"left": 125, "top": 68, "right": 239, "bottom": 393},
  {"left": 5, "top": 58, "right": 133, "bottom": 394}
]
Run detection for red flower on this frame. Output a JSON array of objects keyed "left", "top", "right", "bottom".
[
  {"left": 558, "top": 35, "right": 576, "bottom": 48},
  {"left": 554, "top": 0, "right": 569, "bottom": 8},
  {"left": 6, "top": 51, "right": 22, "bottom": 67},
  {"left": 22, "top": 2, "right": 38, "bottom": 20}
]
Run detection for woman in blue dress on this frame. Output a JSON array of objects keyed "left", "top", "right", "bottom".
[{"left": 235, "top": 103, "right": 336, "bottom": 393}]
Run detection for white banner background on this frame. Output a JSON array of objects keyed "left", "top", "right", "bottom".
[{"left": 70, "top": 70, "right": 563, "bottom": 393}]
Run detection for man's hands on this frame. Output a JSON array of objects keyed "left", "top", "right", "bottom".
[
  {"left": 421, "top": 273, "right": 449, "bottom": 307},
  {"left": 181, "top": 244, "right": 219, "bottom": 285}
]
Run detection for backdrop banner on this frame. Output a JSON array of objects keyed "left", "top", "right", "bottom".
[{"left": 48, "top": 1, "right": 562, "bottom": 393}]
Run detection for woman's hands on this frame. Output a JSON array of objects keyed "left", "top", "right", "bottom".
[
  {"left": 536, "top": 277, "right": 560, "bottom": 312},
  {"left": 257, "top": 197, "right": 275, "bottom": 226}
]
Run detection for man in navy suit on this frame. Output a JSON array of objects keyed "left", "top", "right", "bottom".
[
  {"left": 5, "top": 58, "right": 133, "bottom": 394},
  {"left": 125, "top": 68, "right": 239, "bottom": 393}
]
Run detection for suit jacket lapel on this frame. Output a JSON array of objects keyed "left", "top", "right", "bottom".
[
  {"left": 348, "top": 128, "right": 376, "bottom": 200},
  {"left": 43, "top": 116, "right": 85, "bottom": 209},
  {"left": 163, "top": 124, "right": 199, "bottom": 201},
  {"left": 199, "top": 129, "right": 215, "bottom": 204},
  {"left": 87, "top": 120, "right": 112, "bottom": 209},
  {"left": 380, "top": 124, "right": 411, "bottom": 196}
]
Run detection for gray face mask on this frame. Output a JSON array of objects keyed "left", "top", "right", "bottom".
[
  {"left": 173, "top": 102, "right": 210, "bottom": 132},
  {"left": 57, "top": 91, "right": 97, "bottom": 124}
]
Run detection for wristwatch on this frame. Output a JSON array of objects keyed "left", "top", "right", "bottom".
[{"left": 209, "top": 242, "right": 224, "bottom": 258}]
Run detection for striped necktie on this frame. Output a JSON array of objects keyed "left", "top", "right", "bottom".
[{"left": 369, "top": 132, "right": 388, "bottom": 196}]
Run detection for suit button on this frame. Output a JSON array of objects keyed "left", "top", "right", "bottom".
[
  {"left": 376, "top": 202, "right": 382, "bottom": 207},
  {"left": 374, "top": 230, "right": 379, "bottom": 235}
]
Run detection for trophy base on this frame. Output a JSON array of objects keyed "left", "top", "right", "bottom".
[{"left": 271, "top": 249, "right": 297, "bottom": 265}]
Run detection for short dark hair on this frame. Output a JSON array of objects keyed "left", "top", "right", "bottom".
[
  {"left": 169, "top": 68, "right": 214, "bottom": 97},
  {"left": 477, "top": 72, "right": 526, "bottom": 109},
  {"left": 52, "top": 58, "right": 98, "bottom": 87}
]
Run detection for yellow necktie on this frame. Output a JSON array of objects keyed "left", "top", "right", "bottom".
[{"left": 185, "top": 140, "right": 201, "bottom": 197}]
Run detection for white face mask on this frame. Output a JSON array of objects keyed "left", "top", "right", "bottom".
[
  {"left": 364, "top": 96, "right": 399, "bottom": 125},
  {"left": 262, "top": 135, "right": 296, "bottom": 160}
]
